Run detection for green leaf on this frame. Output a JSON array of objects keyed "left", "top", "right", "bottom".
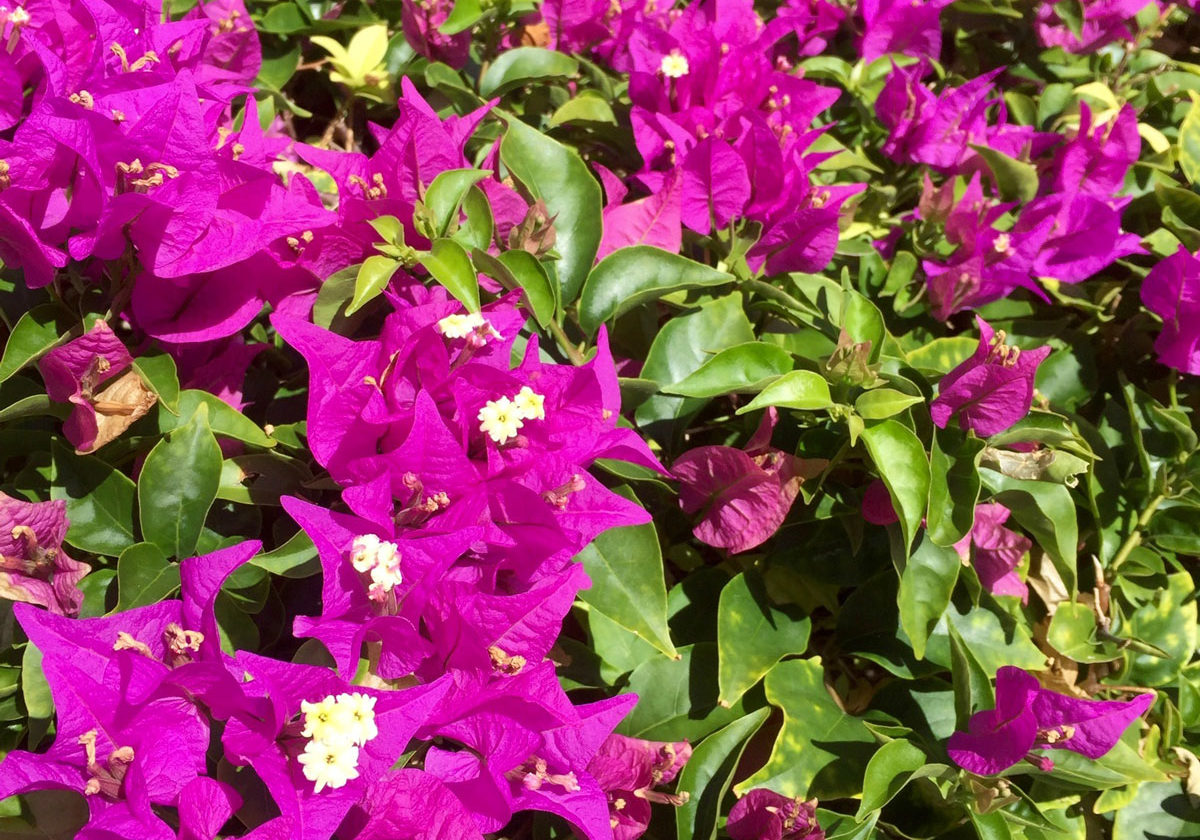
[
  {"left": 635, "top": 294, "right": 754, "bottom": 435},
  {"left": 735, "top": 658, "right": 874, "bottom": 799},
  {"left": 855, "top": 388, "right": 924, "bottom": 420},
  {"left": 130, "top": 351, "right": 180, "bottom": 413},
  {"left": 160, "top": 390, "right": 274, "bottom": 448},
  {"left": 616, "top": 644, "right": 747, "bottom": 743},
  {"left": 0, "top": 305, "right": 70, "bottom": 384},
  {"left": 420, "top": 239, "right": 479, "bottom": 313},
  {"left": 579, "top": 246, "right": 733, "bottom": 333},
  {"left": 347, "top": 255, "right": 399, "bottom": 316},
  {"left": 576, "top": 508, "right": 676, "bottom": 659},
  {"left": 898, "top": 534, "right": 960, "bottom": 660},
  {"left": 980, "top": 470, "right": 1077, "bottom": 592},
  {"left": 423, "top": 169, "right": 492, "bottom": 237},
  {"left": 736, "top": 370, "right": 833, "bottom": 414},
  {"left": 499, "top": 113, "right": 603, "bottom": 303},
  {"left": 313, "top": 266, "right": 358, "bottom": 328},
  {"left": 1178, "top": 91, "right": 1200, "bottom": 187},
  {"left": 1047, "top": 601, "right": 1122, "bottom": 664},
  {"left": 1127, "top": 573, "right": 1198, "bottom": 687},
  {"left": 49, "top": 442, "right": 137, "bottom": 556},
  {"left": 499, "top": 250, "right": 558, "bottom": 327},
  {"left": 258, "top": 2, "right": 308, "bottom": 33},
  {"left": 947, "top": 619, "right": 994, "bottom": 731},
  {"left": 20, "top": 642, "right": 52, "bottom": 720},
  {"left": 970, "top": 144, "right": 1039, "bottom": 202},
  {"left": 479, "top": 47, "right": 578, "bottom": 97},
  {"left": 675, "top": 709, "right": 771, "bottom": 840},
  {"left": 217, "top": 454, "right": 311, "bottom": 506},
  {"left": 662, "top": 343, "right": 793, "bottom": 399},
  {"left": 1112, "top": 780, "right": 1200, "bottom": 839},
  {"left": 855, "top": 739, "right": 928, "bottom": 818},
  {"left": 250, "top": 530, "right": 319, "bottom": 578},
  {"left": 455, "top": 186, "right": 494, "bottom": 252},
  {"left": 114, "top": 541, "right": 180, "bottom": 611},
  {"left": 549, "top": 94, "right": 617, "bottom": 127},
  {"left": 139, "top": 402, "right": 222, "bottom": 559},
  {"left": 438, "top": 0, "right": 483, "bottom": 35},
  {"left": 860, "top": 420, "right": 930, "bottom": 553},
  {"left": 717, "top": 571, "right": 811, "bottom": 706},
  {"left": 927, "top": 432, "right": 985, "bottom": 547}
]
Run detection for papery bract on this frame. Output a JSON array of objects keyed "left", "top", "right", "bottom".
[
  {"left": 947, "top": 666, "right": 1154, "bottom": 775},
  {"left": 952, "top": 503, "right": 1030, "bottom": 602},
  {"left": 1141, "top": 245, "right": 1200, "bottom": 375},
  {"left": 929, "top": 317, "right": 1051, "bottom": 437},
  {"left": 727, "top": 789, "right": 824, "bottom": 840},
  {"left": 0, "top": 491, "right": 88, "bottom": 615}
]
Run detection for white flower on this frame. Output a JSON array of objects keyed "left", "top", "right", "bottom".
[
  {"left": 300, "top": 696, "right": 355, "bottom": 744},
  {"left": 478, "top": 396, "right": 523, "bottom": 444},
  {"left": 437, "top": 312, "right": 500, "bottom": 340},
  {"left": 511, "top": 386, "right": 546, "bottom": 422},
  {"left": 660, "top": 50, "right": 689, "bottom": 79},
  {"left": 336, "top": 692, "right": 379, "bottom": 746},
  {"left": 298, "top": 738, "right": 360, "bottom": 793}
]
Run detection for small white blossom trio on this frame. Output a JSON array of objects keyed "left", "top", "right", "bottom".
[
  {"left": 349, "top": 533, "right": 402, "bottom": 603},
  {"left": 437, "top": 312, "right": 500, "bottom": 341},
  {"left": 297, "top": 692, "right": 379, "bottom": 793},
  {"left": 478, "top": 386, "right": 546, "bottom": 444}
]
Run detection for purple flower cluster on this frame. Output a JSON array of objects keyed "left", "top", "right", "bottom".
[
  {"left": 580, "top": 0, "right": 863, "bottom": 275},
  {"left": 878, "top": 63, "right": 1144, "bottom": 318}
]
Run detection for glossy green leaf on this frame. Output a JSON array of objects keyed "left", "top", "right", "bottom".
[
  {"left": 970, "top": 144, "right": 1039, "bottom": 202},
  {"left": 499, "top": 249, "right": 557, "bottom": 327},
  {"left": 579, "top": 246, "right": 733, "bottom": 333},
  {"left": 855, "top": 388, "right": 924, "bottom": 420},
  {"left": 1047, "top": 601, "right": 1122, "bottom": 664},
  {"left": 1113, "top": 779, "right": 1200, "bottom": 839},
  {"left": 250, "top": 530, "right": 319, "bottom": 578},
  {"left": 855, "top": 739, "right": 927, "bottom": 818},
  {"left": 130, "top": 351, "right": 180, "bottom": 413},
  {"left": 675, "top": 708, "right": 771, "bottom": 840},
  {"left": 423, "top": 169, "right": 492, "bottom": 237},
  {"left": 635, "top": 294, "right": 754, "bottom": 434},
  {"left": 927, "top": 432, "right": 985, "bottom": 547},
  {"left": 114, "top": 541, "right": 180, "bottom": 611},
  {"left": 20, "top": 642, "right": 52, "bottom": 720},
  {"left": 438, "top": 0, "right": 483, "bottom": 35},
  {"left": 160, "top": 390, "right": 274, "bottom": 448},
  {"left": 717, "top": 571, "right": 811, "bottom": 706},
  {"left": 455, "top": 186, "right": 494, "bottom": 252},
  {"left": 980, "top": 470, "right": 1077, "bottom": 592},
  {"left": 736, "top": 370, "right": 833, "bottom": 414},
  {"left": 576, "top": 503, "right": 676, "bottom": 659},
  {"left": 347, "top": 255, "right": 399, "bottom": 316},
  {"left": 1127, "top": 573, "right": 1198, "bottom": 687},
  {"left": 49, "top": 442, "right": 137, "bottom": 556},
  {"left": 0, "top": 305, "right": 70, "bottom": 384},
  {"left": 860, "top": 420, "right": 930, "bottom": 552},
  {"left": 617, "top": 644, "right": 745, "bottom": 742},
  {"left": 1179, "top": 91, "right": 1200, "bottom": 187},
  {"left": 549, "top": 94, "right": 617, "bottom": 127},
  {"left": 898, "top": 534, "right": 960, "bottom": 660},
  {"left": 735, "top": 658, "right": 874, "bottom": 799},
  {"left": 663, "top": 343, "right": 793, "bottom": 399},
  {"left": 139, "top": 402, "right": 221, "bottom": 559},
  {"left": 947, "top": 619, "right": 994, "bottom": 730},
  {"left": 479, "top": 47, "right": 578, "bottom": 97},
  {"left": 420, "top": 238, "right": 479, "bottom": 313},
  {"left": 499, "top": 113, "right": 603, "bottom": 303}
]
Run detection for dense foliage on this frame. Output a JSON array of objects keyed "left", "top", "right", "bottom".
[{"left": 2, "top": 0, "right": 1200, "bottom": 838}]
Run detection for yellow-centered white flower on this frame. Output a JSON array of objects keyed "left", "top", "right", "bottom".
[
  {"left": 335, "top": 692, "right": 379, "bottom": 746},
  {"left": 478, "top": 395, "right": 523, "bottom": 444},
  {"left": 437, "top": 312, "right": 500, "bottom": 340},
  {"left": 300, "top": 696, "right": 355, "bottom": 744},
  {"left": 298, "top": 738, "right": 360, "bottom": 793},
  {"left": 660, "top": 50, "right": 689, "bottom": 78},
  {"left": 512, "top": 386, "right": 546, "bottom": 421}
]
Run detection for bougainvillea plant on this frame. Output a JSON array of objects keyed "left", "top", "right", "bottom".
[{"left": 2, "top": 0, "right": 1200, "bottom": 837}]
